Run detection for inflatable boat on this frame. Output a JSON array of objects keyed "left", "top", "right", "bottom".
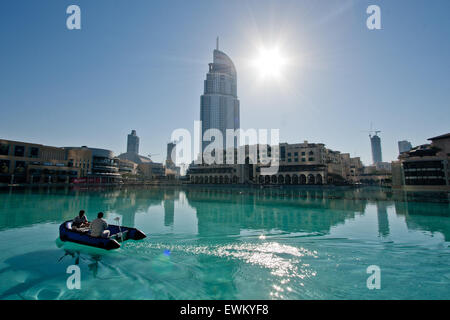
[{"left": 59, "top": 220, "right": 146, "bottom": 250}]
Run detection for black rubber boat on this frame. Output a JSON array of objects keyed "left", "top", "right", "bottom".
[{"left": 59, "top": 220, "right": 146, "bottom": 250}]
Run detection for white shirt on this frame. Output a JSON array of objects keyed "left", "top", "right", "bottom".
[{"left": 90, "top": 218, "right": 108, "bottom": 237}]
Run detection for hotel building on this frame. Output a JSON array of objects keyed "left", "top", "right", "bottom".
[{"left": 200, "top": 42, "right": 240, "bottom": 152}]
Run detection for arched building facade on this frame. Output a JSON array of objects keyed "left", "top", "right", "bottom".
[{"left": 187, "top": 141, "right": 362, "bottom": 186}]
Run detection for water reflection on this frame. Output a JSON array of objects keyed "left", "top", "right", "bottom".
[
  {"left": 185, "top": 188, "right": 364, "bottom": 236},
  {"left": 0, "top": 249, "right": 72, "bottom": 299},
  {"left": 0, "top": 186, "right": 449, "bottom": 240},
  {"left": 0, "top": 186, "right": 449, "bottom": 299},
  {"left": 61, "top": 250, "right": 103, "bottom": 279},
  {"left": 163, "top": 191, "right": 176, "bottom": 227},
  {"left": 376, "top": 202, "right": 390, "bottom": 237},
  {"left": 394, "top": 198, "right": 450, "bottom": 242}
]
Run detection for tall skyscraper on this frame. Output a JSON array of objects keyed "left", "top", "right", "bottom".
[
  {"left": 166, "top": 141, "right": 176, "bottom": 168},
  {"left": 200, "top": 39, "right": 240, "bottom": 152},
  {"left": 370, "top": 134, "right": 382, "bottom": 164},
  {"left": 127, "top": 130, "right": 139, "bottom": 154},
  {"left": 398, "top": 140, "right": 412, "bottom": 154},
  {"left": 167, "top": 142, "right": 176, "bottom": 163}
]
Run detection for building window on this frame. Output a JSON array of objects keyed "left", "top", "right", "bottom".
[
  {"left": 309, "top": 151, "right": 314, "bottom": 155},
  {"left": 280, "top": 147, "right": 286, "bottom": 161},
  {"left": 301, "top": 152, "right": 305, "bottom": 156},
  {"left": 0, "top": 160, "right": 10, "bottom": 173},
  {"left": 309, "top": 157, "right": 315, "bottom": 161},
  {"left": 302, "top": 158, "right": 306, "bottom": 162},
  {"left": 0, "top": 143, "right": 10, "bottom": 156},
  {"left": 14, "top": 145, "right": 25, "bottom": 157},
  {"left": 288, "top": 159, "right": 291, "bottom": 162},
  {"left": 14, "top": 161, "right": 26, "bottom": 174},
  {"left": 29, "top": 147, "right": 39, "bottom": 158}
]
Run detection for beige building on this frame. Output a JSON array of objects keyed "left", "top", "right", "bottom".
[
  {"left": 348, "top": 156, "right": 364, "bottom": 182},
  {"left": 116, "top": 158, "right": 138, "bottom": 175},
  {"left": 0, "top": 139, "right": 79, "bottom": 184},
  {"left": 188, "top": 141, "right": 362, "bottom": 185},
  {"left": 67, "top": 147, "right": 92, "bottom": 178},
  {"left": 138, "top": 162, "right": 165, "bottom": 180},
  {"left": 257, "top": 141, "right": 328, "bottom": 185}
]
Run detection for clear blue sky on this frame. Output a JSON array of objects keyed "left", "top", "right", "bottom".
[{"left": 1, "top": 0, "right": 449, "bottom": 165}]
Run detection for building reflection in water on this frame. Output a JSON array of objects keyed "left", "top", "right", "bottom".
[
  {"left": 376, "top": 202, "right": 390, "bottom": 237},
  {"left": 1, "top": 186, "right": 450, "bottom": 299},
  {"left": 163, "top": 191, "right": 176, "bottom": 227},
  {"left": 183, "top": 188, "right": 370, "bottom": 237},
  {"left": 0, "top": 186, "right": 449, "bottom": 241},
  {"left": 57, "top": 248, "right": 102, "bottom": 278},
  {"left": 394, "top": 192, "right": 450, "bottom": 242}
]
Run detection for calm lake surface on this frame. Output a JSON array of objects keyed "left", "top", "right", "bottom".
[{"left": 0, "top": 186, "right": 449, "bottom": 300}]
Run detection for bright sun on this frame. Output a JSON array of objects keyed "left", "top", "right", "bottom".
[{"left": 252, "top": 47, "right": 287, "bottom": 80}]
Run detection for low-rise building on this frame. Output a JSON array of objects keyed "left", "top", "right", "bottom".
[
  {"left": 138, "top": 162, "right": 165, "bottom": 181},
  {"left": 375, "top": 162, "right": 392, "bottom": 172},
  {"left": 65, "top": 147, "right": 121, "bottom": 184},
  {"left": 0, "top": 139, "right": 79, "bottom": 184},
  {"left": 66, "top": 146, "right": 92, "bottom": 178},
  {"left": 187, "top": 141, "right": 362, "bottom": 185},
  {"left": 271, "top": 141, "right": 328, "bottom": 184},
  {"left": 392, "top": 133, "right": 450, "bottom": 190},
  {"left": 347, "top": 157, "right": 364, "bottom": 183},
  {"left": 116, "top": 158, "right": 138, "bottom": 175}
]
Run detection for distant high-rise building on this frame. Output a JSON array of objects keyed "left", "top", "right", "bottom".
[
  {"left": 118, "top": 130, "right": 153, "bottom": 164},
  {"left": 398, "top": 140, "right": 412, "bottom": 154},
  {"left": 127, "top": 130, "right": 139, "bottom": 154},
  {"left": 370, "top": 134, "right": 382, "bottom": 164},
  {"left": 200, "top": 39, "right": 240, "bottom": 153},
  {"left": 166, "top": 141, "right": 176, "bottom": 169}
]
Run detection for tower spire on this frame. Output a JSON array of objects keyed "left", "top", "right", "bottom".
[{"left": 216, "top": 37, "right": 219, "bottom": 50}]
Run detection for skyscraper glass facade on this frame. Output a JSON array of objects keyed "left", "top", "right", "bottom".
[
  {"left": 370, "top": 135, "right": 382, "bottom": 164},
  {"left": 200, "top": 49, "right": 240, "bottom": 152},
  {"left": 127, "top": 130, "right": 139, "bottom": 154},
  {"left": 398, "top": 140, "right": 413, "bottom": 154}
]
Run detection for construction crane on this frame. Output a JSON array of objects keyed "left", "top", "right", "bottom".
[
  {"left": 360, "top": 129, "right": 381, "bottom": 137},
  {"left": 361, "top": 123, "right": 381, "bottom": 138},
  {"left": 369, "top": 130, "right": 381, "bottom": 138}
]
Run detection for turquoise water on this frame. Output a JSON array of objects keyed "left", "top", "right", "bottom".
[{"left": 0, "top": 186, "right": 449, "bottom": 300}]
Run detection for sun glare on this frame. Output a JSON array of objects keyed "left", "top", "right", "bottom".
[{"left": 252, "top": 47, "right": 287, "bottom": 80}]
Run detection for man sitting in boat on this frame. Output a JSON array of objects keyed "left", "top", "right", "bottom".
[
  {"left": 72, "top": 210, "right": 89, "bottom": 229},
  {"left": 90, "top": 212, "right": 110, "bottom": 238}
]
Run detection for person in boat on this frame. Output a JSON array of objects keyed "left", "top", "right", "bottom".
[
  {"left": 73, "top": 210, "right": 89, "bottom": 228},
  {"left": 90, "top": 212, "right": 110, "bottom": 238}
]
